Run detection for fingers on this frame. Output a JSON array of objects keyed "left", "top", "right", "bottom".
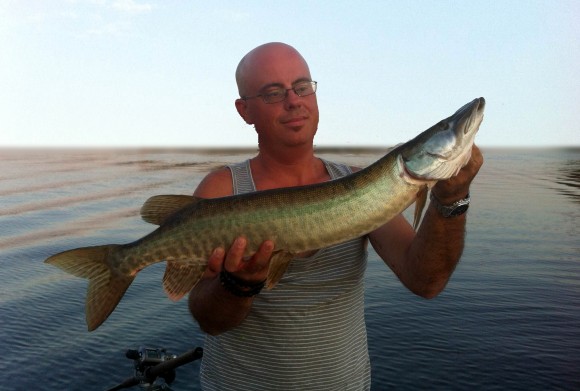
[
  {"left": 464, "top": 144, "right": 484, "bottom": 175},
  {"left": 203, "top": 247, "right": 225, "bottom": 279},
  {"left": 225, "top": 237, "right": 274, "bottom": 283},
  {"left": 433, "top": 144, "right": 484, "bottom": 203},
  {"left": 224, "top": 237, "right": 249, "bottom": 271},
  {"left": 252, "top": 239, "right": 275, "bottom": 268},
  {"left": 204, "top": 237, "right": 275, "bottom": 283}
]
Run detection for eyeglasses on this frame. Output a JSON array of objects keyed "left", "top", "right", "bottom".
[{"left": 242, "top": 81, "right": 317, "bottom": 104}]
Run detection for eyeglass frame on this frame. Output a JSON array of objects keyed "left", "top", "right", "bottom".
[{"left": 241, "top": 81, "right": 317, "bottom": 104}]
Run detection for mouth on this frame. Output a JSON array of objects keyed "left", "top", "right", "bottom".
[{"left": 282, "top": 116, "right": 308, "bottom": 126}]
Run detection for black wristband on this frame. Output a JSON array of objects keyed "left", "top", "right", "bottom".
[{"left": 219, "top": 270, "right": 265, "bottom": 297}]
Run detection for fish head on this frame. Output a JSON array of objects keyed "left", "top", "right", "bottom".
[{"left": 400, "top": 97, "right": 485, "bottom": 183}]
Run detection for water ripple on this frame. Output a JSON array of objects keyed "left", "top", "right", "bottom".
[{"left": 1, "top": 148, "right": 578, "bottom": 391}]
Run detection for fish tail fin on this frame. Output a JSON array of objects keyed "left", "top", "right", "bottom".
[{"left": 45, "top": 245, "right": 134, "bottom": 331}]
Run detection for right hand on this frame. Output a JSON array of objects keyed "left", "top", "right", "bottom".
[{"left": 203, "top": 237, "right": 275, "bottom": 284}]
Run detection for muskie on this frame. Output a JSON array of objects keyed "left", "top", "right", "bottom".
[{"left": 46, "top": 97, "right": 485, "bottom": 331}]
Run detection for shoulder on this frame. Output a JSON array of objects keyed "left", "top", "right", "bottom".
[
  {"left": 194, "top": 166, "right": 233, "bottom": 198},
  {"left": 321, "top": 158, "right": 360, "bottom": 178}
]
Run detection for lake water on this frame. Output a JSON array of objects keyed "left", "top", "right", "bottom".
[{"left": 0, "top": 147, "right": 578, "bottom": 390}]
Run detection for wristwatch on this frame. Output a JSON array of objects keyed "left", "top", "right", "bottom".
[{"left": 430, "top": 193, "right": 470, "bottom": 218}]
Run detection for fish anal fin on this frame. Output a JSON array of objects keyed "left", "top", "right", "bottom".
[
  {"left": 163, "top": 260, "right": 207, "bottom": 301},
  {"left": 141, "top": 195, "right": 201, "bottom": 225},
  {"left": 265, "top": 252, "right": 295, "bottom": 290},
  {"left": 413, "top": 186, "right": 429, "bottom": 230}
]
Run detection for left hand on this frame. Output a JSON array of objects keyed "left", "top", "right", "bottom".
[
  {"left": 203, "top": 237, "right": 275, "bottom": 285},
  {"left": 432, "top": 144, "right": 483, "bottom": 204}
]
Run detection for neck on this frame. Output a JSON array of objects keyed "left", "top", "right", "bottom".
[{"left": 251, "top": 145, "right": 329, "bottom": 190}]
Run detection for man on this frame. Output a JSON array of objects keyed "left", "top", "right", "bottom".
[{"left": 189, "top": 42, "right": 483, "bottom": 390}]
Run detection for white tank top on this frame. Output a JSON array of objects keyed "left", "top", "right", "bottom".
[{"left": 200, "top": 159, "right": 371, "bottom": 390}]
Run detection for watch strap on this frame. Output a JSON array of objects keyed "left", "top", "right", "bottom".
[{"left": 430, "top": 192, "right": 470, "bottom": 218}]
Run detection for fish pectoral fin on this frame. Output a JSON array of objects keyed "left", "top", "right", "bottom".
[
  {"left": 141, "top": 195, "right": 202, "bottom": 225},
  {"left": 163, "top": 259, "right": 207, "bottom": 301},
  {"left": 265, "top": 251, "right": 295, "bottom": 290},
  {"left": 413, "top": 186, "right": 429, "bottom": 230}
]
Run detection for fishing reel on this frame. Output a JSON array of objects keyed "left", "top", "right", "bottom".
[
  {"left": 107, "top": 346, "right": 203, "bottom": 391},
  {"left": 125, "top": 347, "right": 178, "bottom": 388}
]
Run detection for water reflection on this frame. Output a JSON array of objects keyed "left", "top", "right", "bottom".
[{"left": 2, "top": 148, "right": 579, "bottom": 391}]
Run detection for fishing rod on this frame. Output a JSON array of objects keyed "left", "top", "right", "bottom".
[{"left": 106, "top": 346, "right": 203, "bottom": 391}]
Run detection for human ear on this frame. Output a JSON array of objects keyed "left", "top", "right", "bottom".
[{"left": 235, "top": 99, "right": 253, "bottom": 125}]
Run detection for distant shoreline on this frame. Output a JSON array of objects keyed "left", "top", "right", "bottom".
[{"left": 1, "top": 145, "right": 578, "bottom": 154}]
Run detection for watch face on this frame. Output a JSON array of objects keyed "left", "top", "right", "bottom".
[{"left": 450, "top": 204, "right": 469, "bottom": 216}]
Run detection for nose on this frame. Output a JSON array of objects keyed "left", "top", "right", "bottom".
[{"left": 284, "top": 88, "right": 302, "bottom": 109}]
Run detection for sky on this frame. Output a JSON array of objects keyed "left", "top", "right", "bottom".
[{"left": 1, "top": 0, "right": 578, "bottom": 148}]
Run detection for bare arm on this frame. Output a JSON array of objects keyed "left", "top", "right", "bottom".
[
  {"left": 369, "top": 145, "right": 483, "bottom": 298},
  {"left": 188, "top": 168, "right": 274, "bottom": 335}
]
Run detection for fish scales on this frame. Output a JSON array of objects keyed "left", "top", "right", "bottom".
[{"left": 45, "top": 97, "right": 485, "bottom": 331}]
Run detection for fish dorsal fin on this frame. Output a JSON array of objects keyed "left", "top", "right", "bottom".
[
  {"left": 140, "top": 195, "right": 201, "bottom": 225},
  {"left": 413, "top": 186, "right": 429, "bottom": 230},
  {"left": 163, "top": 259, "right": 207, "bottom": 301}
]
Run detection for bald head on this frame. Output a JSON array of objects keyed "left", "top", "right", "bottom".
[{"left": 235, "top": 42, "right": 311, "bottom": 97}]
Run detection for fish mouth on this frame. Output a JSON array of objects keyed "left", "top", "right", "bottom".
[
  {"left": 399, "top": 97, "right": 485, "bottom": 182},
  {"left": 456, "top": 97, "right": 485, "bottom": 136},
  {"left": 456, "top": 97, "right": 485, "bottom": 123}
]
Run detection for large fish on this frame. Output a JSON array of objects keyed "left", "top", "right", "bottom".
[{"left": 46, "top": 97, "right": 485, "bottom": 331}]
